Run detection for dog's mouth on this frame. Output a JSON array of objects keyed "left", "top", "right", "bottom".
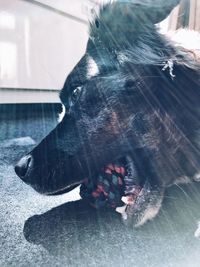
[
  {"left": 116, "top": 156, "right": 151, "bottom": 218},
  {"left": 79, "top": 155, "right": 151, "bottom": 218},
  {"left": 40, "top": 155, "right": 150, "bottom": 218}
]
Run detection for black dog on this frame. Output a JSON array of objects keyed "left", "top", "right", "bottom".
[{"left": 15, "top": 0, "right": 200, "bottom": 226}]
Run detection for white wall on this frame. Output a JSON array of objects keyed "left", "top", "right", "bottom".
[{"left": 0, "top": 0, "right": 97, "bottom": 103}]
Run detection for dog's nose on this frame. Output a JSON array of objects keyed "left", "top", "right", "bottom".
[{"left": 15, "top": 155, "right": 33, "bottom": 180}]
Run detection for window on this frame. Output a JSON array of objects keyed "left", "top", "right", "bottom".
[{"left": 168, "top": 0, "right": 200, "bottom": 31}]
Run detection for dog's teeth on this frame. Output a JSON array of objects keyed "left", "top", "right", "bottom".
[
  {"left": 116, "top": 205, "right": 127, "bottom": 214},
  {"left": 122, "top": 195, "right": 136, "bottom": 205},
  {"left": 116, "top": 205, "right": 128, "bottom": 220},
  {"left": 121, "top": 196, "right": 129, "bottom": 205}
]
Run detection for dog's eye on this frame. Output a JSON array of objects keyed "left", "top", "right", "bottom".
[{"left": 70, "top": 86, "right": 82, "bottom": 105}]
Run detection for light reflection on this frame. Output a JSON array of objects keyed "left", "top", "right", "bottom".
[
  {"left": 24, "top": 18, "right": 31, "bottom": 78},
  {"left": 0, "top": 12, "right": 15, "bottom": 30},
  {"left": 0, "top": 41, "right": 17, "bottom": 82}
]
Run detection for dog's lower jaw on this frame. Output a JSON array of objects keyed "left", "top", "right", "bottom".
[
  {"left": 133, "top": 196, "right": 164, "bottom": 227},
  {"left": 123, "top": 183, "right": 165, "bottom": 227}
]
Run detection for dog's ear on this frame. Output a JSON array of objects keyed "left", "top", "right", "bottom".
[
  {"left": 122, "top": 0, "right": 180, "bottom": 24},
  {"left": 89, "top": 0, "right": 180, "bottom": 52},
  {"left": 93, "top": 0, "right": 180, "bottom": 25}
]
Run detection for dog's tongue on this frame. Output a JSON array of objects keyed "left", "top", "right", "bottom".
[{"left": 80, "top": 162, "right": 142, "bottom": 218}]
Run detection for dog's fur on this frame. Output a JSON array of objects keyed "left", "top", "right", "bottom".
[{"left": 15, "top": 0, "right": 200, "bottom": 226}]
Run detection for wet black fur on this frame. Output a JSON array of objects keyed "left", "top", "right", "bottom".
[{"left": 16, "top": 0, "right": 200, "bottom": 224}]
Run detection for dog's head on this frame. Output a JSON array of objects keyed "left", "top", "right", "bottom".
[{"left": 15, "top": 0, "right": 182, "bottom": 195}]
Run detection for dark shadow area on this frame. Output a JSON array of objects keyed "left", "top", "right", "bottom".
[
  {"left": 23, "top": 183, "right": 200, "bottom": 266},
  {"left": 24, "top": 200, "right": 125, "bottom": 257}
]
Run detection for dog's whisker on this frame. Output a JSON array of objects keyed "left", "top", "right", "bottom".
[{"left": 174, "top": 183, "right": 192, "bottom": 199}]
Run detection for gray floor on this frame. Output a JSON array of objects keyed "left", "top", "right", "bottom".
[{"left": 1, "top": 105, "right": 200, "bottom": 267}]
